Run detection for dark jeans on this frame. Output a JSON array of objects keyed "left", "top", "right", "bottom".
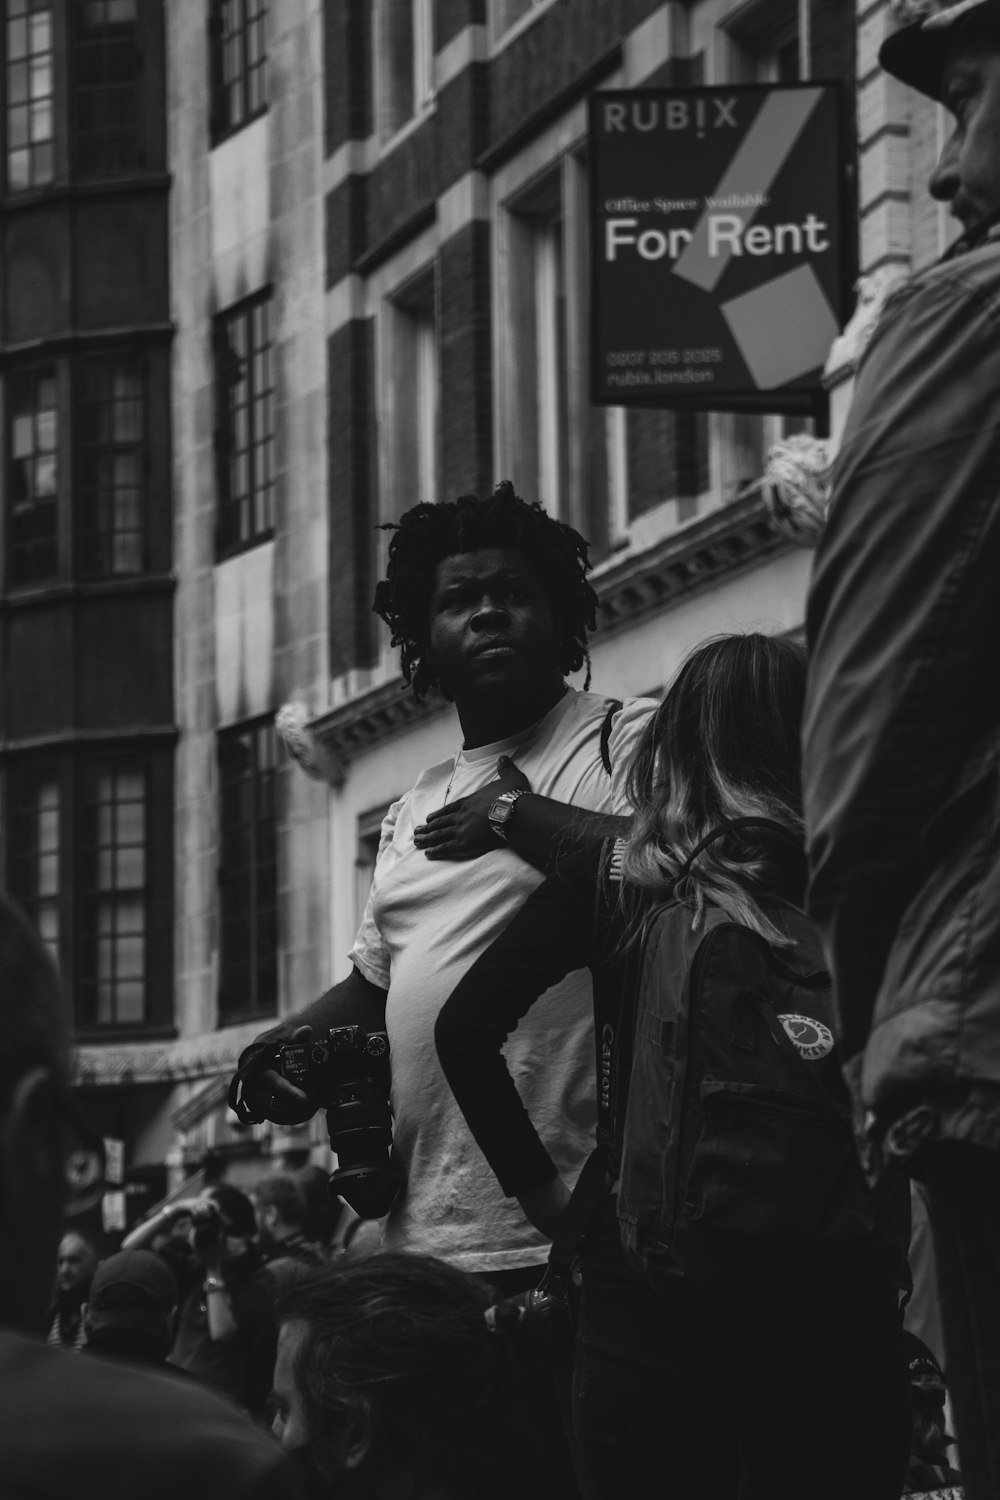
[
  {"left": 923, "top": 1142, "right": 1000, "bottom": 1500},
  {"left": 573, "top": 1219, "right": 911, "bottom": 1500},
  {"left": 479, "top": 1263, "right": 591, "bottom": 1500}
]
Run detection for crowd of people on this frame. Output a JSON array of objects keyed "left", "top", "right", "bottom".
[{"left": 3, "top": 0, "right": 1000, "bottom": 1495}]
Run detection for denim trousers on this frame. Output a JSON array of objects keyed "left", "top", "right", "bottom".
[
  {"left": 572, "top": 1212, "right": 911, "bottom": 1500},
  {"left": 922, "top": 1142, "right": 1000, "bottom": 1500}
]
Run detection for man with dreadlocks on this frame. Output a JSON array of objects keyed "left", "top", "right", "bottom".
[{"left": 231, "top": 482, "right": 653, "bottom": 1498}]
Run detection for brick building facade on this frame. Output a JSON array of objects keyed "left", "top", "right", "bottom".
[{"left": 0, "top": 0, "right": 961, "bottom": 1217}]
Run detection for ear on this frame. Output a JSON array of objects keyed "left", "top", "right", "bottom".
[
  {"left": 0, "top": 1067, "right": 66, "bottom": 1333},
  {"left": 340, "top": 1407, "right": 374, "bottom": 1472}
]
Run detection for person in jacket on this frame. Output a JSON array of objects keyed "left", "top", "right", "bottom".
[
  {"left": 0, "top": 891, "right": 299, "bottom": 1500},
  {"left": 802, "top": 4, "right": 1000, "bottom": 1495},
  {"left": 82, "top": 1248, "right": 183, "bottom": 1371},
  {"left": 168, "top": 1182, "right": 278, "bottom": 1419},
  {"left": 47, "top": 1228, "right": 99, "bottom": 1350},
  {"left": 436, "top": 633, "right": 911, "bottom": 1500}
]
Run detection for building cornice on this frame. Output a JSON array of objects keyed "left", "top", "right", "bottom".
[
  {"left": 74, "top": 1022, "right": 265, "bottom": 1089},
  {"left": 593, "top": 491, "right": 790, "bottom": 637},
  {"left": 305, "top": 678, "right": 450, "bottom": 773}
]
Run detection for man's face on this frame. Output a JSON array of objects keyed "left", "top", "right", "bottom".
[
  {"left": 930, "top": 41, "right": 1000, "bottom": 229},
  {"left": 56, "top": 1232, "right": 97, "bottom": 1294},
  {"left": 252, "top": 1197, "right": 279, "bottom": 1252},
  {"left": 427, "top": 548, "right": 562, "bottom": 706},
  {"left": 272, "top": 1319, "right": 312, "bottom": 1452}
]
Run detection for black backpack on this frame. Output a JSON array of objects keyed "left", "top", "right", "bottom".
[
  {"left": 615, "top": 900, "right": 876, "bottom": 1300},
  {"left": 540, "top": 821, "right": 904, "bottom": 1319}
]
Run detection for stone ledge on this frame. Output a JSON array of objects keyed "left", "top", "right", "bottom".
[
  {"left": 594, "top": 492, "right": 790, "bottom": 636},
  {"left": 74, "top": 1021, "right": 265, "bottom": 1088}
]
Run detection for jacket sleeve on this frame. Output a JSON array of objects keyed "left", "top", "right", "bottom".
[
  {"left": 434, "top": 848, "right": 601, "bottom": 1198},
  {"left": 804, "top": 261, "right": 1000, "bottom": 1068}
]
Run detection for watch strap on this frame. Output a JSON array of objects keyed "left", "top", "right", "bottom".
[{"left": 488, "top": 787, "right": 529, "bottom": 842}]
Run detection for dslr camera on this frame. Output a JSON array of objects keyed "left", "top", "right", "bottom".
[
  {"left": 274, "top": 1026, "right": 401, "bottom": 1220},
  {"left": 189, "top": 1200, "right": 225, "bottom": 1251}
]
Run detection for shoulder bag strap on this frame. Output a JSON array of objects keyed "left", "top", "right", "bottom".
[{"left": 599, "top": 699, "right": 623, "bottom": 775}]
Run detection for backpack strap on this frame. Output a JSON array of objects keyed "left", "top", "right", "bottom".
[
  {"left": 599, "top": 699, "right": 623, "bottom": 775},
  {"left": 678, "top": 817, "right": 803, "bottom": 877}
]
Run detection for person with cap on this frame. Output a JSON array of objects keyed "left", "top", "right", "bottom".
[
  {"left": 0, "top": 890, "right": 299, "bottom": 1500},
  {"left": 82, "top": 1248, "right": 183, "bottom": 1370},
  {"left": 168, "top": 1182, "right": 278, "bottom": 1420},
  {"left": 803, "top": 3, "right": 1000, "bottom": 1495}
]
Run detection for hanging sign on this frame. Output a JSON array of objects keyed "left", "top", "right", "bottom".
[{"left": 590, "top": 83, "right": 847, "bottom": 412}]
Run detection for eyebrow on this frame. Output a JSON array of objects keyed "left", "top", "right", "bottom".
[{"left": 438, "top": 568, "right": 534, "bottom": 589}]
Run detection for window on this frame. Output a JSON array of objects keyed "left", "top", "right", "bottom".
[
  {"left": 376, "top": 0, "right": 433, "bottom": 140},
  {"left": 73, "top": 0, "right": 139, "bottom": 177},
  {"left": 383, "top": 271, "right": 437, "bottom": 519},
  {"left": 501, "top": 171, "right": 572, "bottom": 516},
  {"left": 210, "top": 0, "right": 267, "bottom": 143},
  {"left": 215, "top": 293, "right": 275, "bottom": 556},
  {"left": 8, "top": 365, "right": 58, "bottom": 587},
  {"left": 78, "top": 762, "right": 147, "bottom": 1026},
  {"left": 5, "top": 751, "right": 171, "bottom": 1032},
  {"left": 624, "top": 409, "right": 710, "bottom": 523},
  {"left": 7, "top": 762, "right": 61, "bottom": 966},
  {"left": 77, "top": 355, "right": 145, "bottom": 576},
  {"left": 725, "top": 0, "right": 801, "bottom": 83},
  {"left": 4, "top": 0, "right": 54, "bottom": 191},
  {"left": 218, "top": 720, "right": 278, "bottom": 1021}
]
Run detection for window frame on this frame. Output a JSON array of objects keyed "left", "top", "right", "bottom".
[
  {"left": 208, "top": 0, "right": 268, "bottom": 147},
  {"left": 3, "top": 746, "right": 174, "bottom": 1037},
  {"left": 374, "top": 0, "right": 435, "bottom": 146},
  {"left": 6, "top": 359, "right": 61, "bottom": 590},
  {"left": 217, "top": 716, "right": 279, "bottom": 1025},
  {"left": 213, "top": 289, "right": 276, "bottom": 561},
  {"left": 75, "top": 350, "right": 147, "bottom": 579},
  {"left": 3, "top": 0, "right": 56, "bottom": 194},
  {"left": 71, "top": 0, "right": 141, "bottom": 180}
]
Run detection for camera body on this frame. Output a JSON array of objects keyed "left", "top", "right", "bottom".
[
  {"left": 275, "top": 1026, "right": 401, "bottom": 1219},
  {"left": 189, "top": 1201, "right": 225, "bottom": 1251}
]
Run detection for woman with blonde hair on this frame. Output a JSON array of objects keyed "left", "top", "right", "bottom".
[{"left": 436, "top": 632, "right": 911, "bottom": 1500}]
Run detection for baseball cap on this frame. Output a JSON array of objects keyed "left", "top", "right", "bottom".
[
  {"left": 89, "top": 1249, "right": 178, "bottom": 1313},
  {"left": 880, "top": 0, "right": 1000, "bottom": 100}
]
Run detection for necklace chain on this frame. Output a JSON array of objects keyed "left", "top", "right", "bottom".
[{"left": 441, "top": 723, "right": 537, "bottom": 806}]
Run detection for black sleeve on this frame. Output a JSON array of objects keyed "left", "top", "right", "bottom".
[
  {"left": 435, "top": 843, "right": 605, "bottom": 1198},
  {"left": 233, "top": 1271, "right": 278, "bottom": 1420}
]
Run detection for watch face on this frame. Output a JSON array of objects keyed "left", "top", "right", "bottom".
[{"left": 489, "top": 797, "right": 512, "bottom": 824}]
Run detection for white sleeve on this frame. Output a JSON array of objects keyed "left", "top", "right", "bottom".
[
  {"left": 347, "top": 792, "right": 410, "bottom": 991},
  {"left": 607, "top": 696, "right": 658, "bottom": 812}
]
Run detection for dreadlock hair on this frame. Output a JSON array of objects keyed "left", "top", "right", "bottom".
[
  {"left": 619, "top": 632, "right": 807, "bottom": 947},
  {"left": 372, "top": 480, "right": 599, "bottom": 700},
  {"left": 276, "top": 1252, "right": 544, "bottom": 1500}
]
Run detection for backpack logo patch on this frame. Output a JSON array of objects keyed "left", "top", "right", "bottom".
[{"left": 777, "top": 1013, "right": 834, "bottom": 1060}]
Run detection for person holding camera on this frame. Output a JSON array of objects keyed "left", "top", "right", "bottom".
[
  {"left": 165, "top": 1183, "right": 277, "bottom": 1419},
  {"left": 230, "top": 483, "right": 654, "bottom": 1497}
]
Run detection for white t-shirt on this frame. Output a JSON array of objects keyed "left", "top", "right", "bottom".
[{"left": 349, "top": 687, "right": 656, "bottom": 1273}]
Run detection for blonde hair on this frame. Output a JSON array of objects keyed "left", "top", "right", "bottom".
[{"left": 620, "top": 633, "right": 807, "bottom": 946}]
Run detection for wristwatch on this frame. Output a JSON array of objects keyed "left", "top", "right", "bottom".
[{"left": 488, "top": 788, "right": 529, "bottom": 843}]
